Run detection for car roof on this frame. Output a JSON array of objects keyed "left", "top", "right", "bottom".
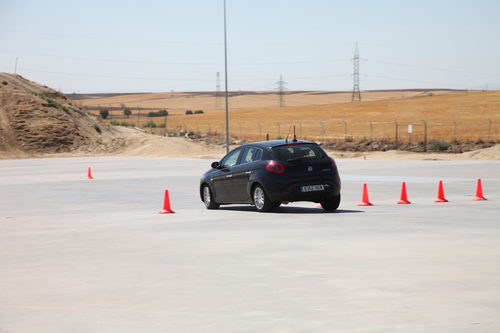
[{"left": 243, "top": 139, "right": 316, "bottom": 149}]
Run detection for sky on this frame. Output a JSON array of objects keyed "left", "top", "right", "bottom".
[{"left": 1, "top": 0, "right": 499, "bottom": 93}]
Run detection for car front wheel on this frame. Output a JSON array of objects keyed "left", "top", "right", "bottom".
[
  {"left": 203, "top": 185, "right": 219, "bottom": 209},
  {"left": 321, "top": 194, "right": 340, "bottom": 212},
  {"left": 253, "top": 185, "right": 274, "bottom": 212}
]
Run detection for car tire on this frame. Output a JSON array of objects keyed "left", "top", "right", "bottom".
[
  {"left": 321, "top": 194, "right": 340, "bottom": 212},
  {"left": 253, "top": 185, "right": 274, "bottom": 212},
  {"left": 202, "top": 185, "right": 219, "bottom": 209}
]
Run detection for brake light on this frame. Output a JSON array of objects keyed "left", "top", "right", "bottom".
[
  {"left": 265, "top": 161, "right": 285, "bottom": 173},
  {"left": 328, "top": 157, "right": 337, "bottom": 169}
]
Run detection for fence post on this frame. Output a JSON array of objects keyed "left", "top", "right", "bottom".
[
  {"left": 369, "top": 121, "right": 373, "bottom": 141},
  {"left": 452, "top": 120, "right": 457, "bottom": 141},
  {"left": 395, "top": 121, "right": 399, "bottom": 149},
  {"left": 422, "top": 120, "right": 427, "bottom": 152},
  {"left": 343, "top": 121, "right": 348, "bottom": 141},
  {"left": 488, "top": 119, "right": 492, "bottom": 141},
  {"left": 163, "top": 115, "right": 167, "bottom": 136}
]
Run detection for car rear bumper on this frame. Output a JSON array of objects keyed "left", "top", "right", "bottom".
[{"left": 264, "top": 174, "right": 341, "bottom": 203}]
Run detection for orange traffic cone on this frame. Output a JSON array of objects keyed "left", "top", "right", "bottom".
[
  {"left": 397, "top": 182, "right": 411, "bottom": 204},
  {"left": 159, "top": 189, "right": 175, "bottom": 214},
  {"left": 358, "top": 183, "right": 373, "bottom": 206},
  {"left": 434, "top": 180, "right": 448, "bottom": 203},
  {"left": 87, "top": 167, "right": 93, "bottom": 179},
  {"left": 472, "top": 178, "right": 487, "bottom": 201}
]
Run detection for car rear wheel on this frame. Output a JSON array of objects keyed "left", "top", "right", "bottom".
[
  {"left": 253, "top": 185, "right": 274, "bottom": 212},
  {"left": 321, "top": 194, "right": 340, "bottom": 212},
  {"left": 203, "top": 185, "right": 219, "bottom": 209}
]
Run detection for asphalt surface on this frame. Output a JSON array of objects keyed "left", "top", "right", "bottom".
[{"left": 1, "top": 157, "right": 500, "bottom": 333}]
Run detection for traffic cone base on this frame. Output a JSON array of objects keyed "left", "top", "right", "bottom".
[
  {"left": 87, "top": 167, "right": 93, "bottom": 179},
  {"left": 434, "top": 180, "right": 448, "bottom": 203},
  {"left": 472, "top": 178, "right": 487, "bottom": 201},
  {"left": 358, "top": 183, "right": 373, "bottom": 206},
  {"left": 397, "top": 182, "right": 411, "bottom": 204},
  {"left": 159, "top": 189, "right": 175, "bottom": 214}
]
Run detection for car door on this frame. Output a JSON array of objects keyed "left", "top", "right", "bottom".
[
  {"left": 230, "top": 147, "right": 263, "bottom": 202},
  {"left": 212, "top": 147, "right": 243, "bottom": 203}
]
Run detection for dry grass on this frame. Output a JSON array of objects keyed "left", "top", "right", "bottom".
[{"left": 79, "top": 90, "right": 500, "bottom": 143}]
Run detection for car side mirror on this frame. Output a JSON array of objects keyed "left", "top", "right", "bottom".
[{"left": 211, "top": 161, "right": 221, "bottom": 169}]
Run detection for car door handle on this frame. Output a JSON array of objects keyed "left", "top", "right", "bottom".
[
  {"left": 245, "top": 171, "right": 251, "bottom": 174},
  {"left": 226, "top": 175, "right": 233, "bottom": 178}
]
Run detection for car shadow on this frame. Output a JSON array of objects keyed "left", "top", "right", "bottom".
[{"left": 219, "top": 206, "right": 364, "bottom": 214}]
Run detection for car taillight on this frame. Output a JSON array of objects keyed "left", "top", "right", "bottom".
[
  {"left": 328, "top": 157, "right": 337, "bottom": 169},
  {"left": 265, "top": 161, "right": 285, "bottom": 173}
]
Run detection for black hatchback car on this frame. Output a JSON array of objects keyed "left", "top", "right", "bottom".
[{"left": 199, "top": 139, "right": 341, "bottom": 212}]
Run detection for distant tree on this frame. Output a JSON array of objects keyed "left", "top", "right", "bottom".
[
  {"left": 185, "top": 110, "right": 193, "bottom": 115},
  {"left": 123, "top": 108, "right": 132, "bottom": 118},
  {"left": 148, "top": 110, "right": 168, "bottom": 117},
  {"left": 99, "top": 109, "right": 109, "bottom": 119}
]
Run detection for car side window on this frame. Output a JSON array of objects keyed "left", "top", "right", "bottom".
[
  {"left": 220, "top": 148, "right": 242, "bottom": 168},
  {"left": 241, "top": 147, "right": 262, "bottom": 164},
  {"left": 253, "top": 149, "right": 262, "bottom": 161}
]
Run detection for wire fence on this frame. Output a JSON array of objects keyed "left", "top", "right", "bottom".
[
  {"left": 100, "top": 110, "right": 500, "bottom": 144},
  {"left": 167, "top": 119, "right": 500, "bottom": 144}
]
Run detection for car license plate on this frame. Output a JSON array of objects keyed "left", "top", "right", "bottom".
[{"left": 300, "top": 185, "right": 324, "bottom": 192}]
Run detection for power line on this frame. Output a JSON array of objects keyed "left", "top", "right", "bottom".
[
  {"left": 0, "top": 49, "right": 350, "bottom": 66},
  {"left": 367, "top": 59, "right": 500, "bottom": 77}
]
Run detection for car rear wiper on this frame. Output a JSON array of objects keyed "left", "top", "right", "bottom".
[{"left": 286, "top": 157, "right": 308, "bottom": 163}]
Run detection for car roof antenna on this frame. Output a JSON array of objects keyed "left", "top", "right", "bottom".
[
  {"left": 293, "top": 125, "right": 298, "bottom": 142},
  {"left": 285, "top": 125, "right": 292, "bottom": 143}
]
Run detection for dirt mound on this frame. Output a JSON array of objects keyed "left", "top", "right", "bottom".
[
  {"left": 64, "top": 126, "right": 226, "bottom": 159},
  {"left": 0, "top": 73, "right": 116, "bottom": 157}
]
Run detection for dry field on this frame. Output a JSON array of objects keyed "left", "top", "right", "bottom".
[{"left": 77, "top": 90, "right": 500, "bottom": 143}]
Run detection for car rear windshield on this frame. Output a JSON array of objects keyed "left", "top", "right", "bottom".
[{"left": 272, "top": 143, "right": 326, "bottom": 162}]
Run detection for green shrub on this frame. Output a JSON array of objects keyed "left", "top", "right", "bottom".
[
  {"left": 94, "top": 124, "right": 102, "bottom": 134},
  {"left": 99, "top": 109, "right": 109, "bottom": 119},
  {"left": 123, "top": 108, "right": 132, "bottom": 118},
  {"left": 143, "top": 121, "right": 157, "bottom": 128},
  {"left": 110, "top": 120, "right": 134, "bottom": 127},
  {"left": 148, "top": 110, "right": 168, "bottom": 117},
  {"left": 194, "top": 110, "right": 204, "bottom": 114},
  {"left": 429, "top": 140, "right": 451, "bottom": 151},
  {"left": 185, "top": 110, "right": 193, "bottom": 115}
]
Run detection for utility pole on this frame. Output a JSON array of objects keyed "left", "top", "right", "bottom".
[
  {"left": 352, "top": 43, "right": 361, "bottom": 102},
  {"left": 223, "top": 0, "right": 230, "bottom": 152},
  {"left": 215, "top": 72, "right": 223, "bottom": 110},
  {"left": 276, "top": 74, "right": 287, "bottom": 108}
]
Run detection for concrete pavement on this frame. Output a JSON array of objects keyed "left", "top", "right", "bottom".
[{"left": 1, "top": 157, "right": 499, "bottom": 332}]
